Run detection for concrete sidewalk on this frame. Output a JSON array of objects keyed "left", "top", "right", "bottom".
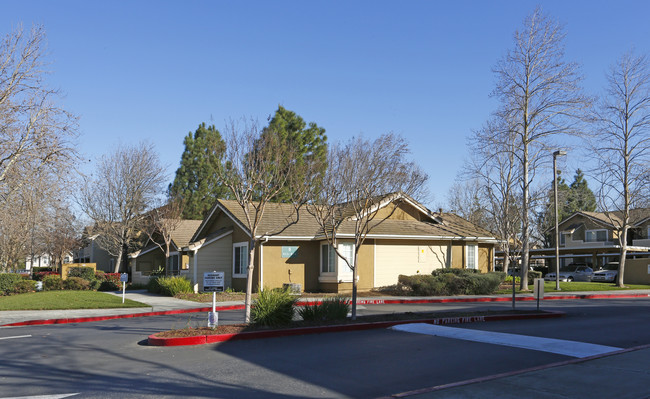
[
  {"left": 388, "top": 345, "right": 650, "bottom": 398},
  {"left": 1, "top": 289, "right": 649, "bottom": 327}
]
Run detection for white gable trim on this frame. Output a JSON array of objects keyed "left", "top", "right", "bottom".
[
  {"left": 192, "top": 202, "right": 251, "bottom": 242},
  {"left": 189, "top": 230, "right": 234, "bottom": 251}
]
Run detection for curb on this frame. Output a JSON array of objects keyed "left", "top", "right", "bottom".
[
  {"left": 2, "top": 292, "right": 646, "bottom": 327},
  {"left": 147, "top": 310, "right": 566, "bottom": 346}
]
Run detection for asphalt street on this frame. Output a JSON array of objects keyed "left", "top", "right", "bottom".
[{"left": 1, "top": 298, "right": 649, "bottom": 398}]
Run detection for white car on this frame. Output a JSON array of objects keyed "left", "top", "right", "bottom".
[
  {"left": 591, "top": 262, "right": 619, "bottom": 283},
  {"left": 544, "top": 264, "right": 593, "bottom": 282}
]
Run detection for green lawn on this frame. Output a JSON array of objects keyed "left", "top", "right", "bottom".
[
  {"left": 0, "top": 291, "right": 149, "bottom": 311},
  {"left": 497, "top": 281, "right": 650, "bottom": 294}
]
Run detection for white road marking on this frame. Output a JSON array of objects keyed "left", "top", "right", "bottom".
[
  {"left": 2, "top": 394, "right": 79, "bottom": 399},
  {"left": 391, "top": 323, "right": 621, "bottom": 358},
  {"left": 0, "top": 335, "right": 31, "bottom": 341}
]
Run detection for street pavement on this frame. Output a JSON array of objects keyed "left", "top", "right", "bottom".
[{"left": 2, "top": 289, "right": 650, "bottom": 398}]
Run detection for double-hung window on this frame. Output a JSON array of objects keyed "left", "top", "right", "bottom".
[
  {"left": 320, "top": 242, "right": 354, "bottom": 281},
  {"left": 466, "top": 244, "right": 478, "bottom": 269},
  {"left": 233, "top": 242, "right": 248, "bottom": 277}
]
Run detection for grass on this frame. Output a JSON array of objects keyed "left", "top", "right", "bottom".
[
  {"left": 0, "top": 290, "right": 148, "bottom": 311},
  {"left": 496, "top": 281, "right": 650, "bottom": 294}
]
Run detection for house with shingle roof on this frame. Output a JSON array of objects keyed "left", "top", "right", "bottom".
[
  {"left": 128, "top": 219, "right": 203, "bottom": 284},
  {"left": 534, "top": 209, "right": 650, "bottom": 269},
  {"left": 186, "top": 193, "right": 499, "bottom": 293}
]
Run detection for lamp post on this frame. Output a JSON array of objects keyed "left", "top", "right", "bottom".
[{"left": 553, "top": 150, "right": 566, "bottom": 291}]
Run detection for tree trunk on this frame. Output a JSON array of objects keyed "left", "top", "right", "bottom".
[
  {"left": 520, "top": 147, "right": 530, "bottom": 291},
  {"left": 244, "top": 240, "right": 257, "bottom": 323},
  {"left": 617, "top": 227, "right": 628, "bottom": 288},
  {"left": 113, "top": 247, "right": 123, "bottom": 273},
  {"left": 351, "top": 254, "right": 358, "bottom": 320}
]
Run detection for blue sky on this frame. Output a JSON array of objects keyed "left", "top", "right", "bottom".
[{"left": 3, "top": 1, "right": 650, "bottom": 208}]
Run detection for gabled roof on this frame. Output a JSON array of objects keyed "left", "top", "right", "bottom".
[
  {"left": 555, "top": 208, "right": 650, "bottom": 231},
  {"left": 130, "top": 219, "right": 202, "bottom": 258},
  {"left": 192, "top": 193, "right": 497, "bottom": 243}
]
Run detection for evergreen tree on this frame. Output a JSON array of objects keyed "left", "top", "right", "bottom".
[
  {"left": 260, "top": 106, "right": 328, "bottom": 202},
  {"left": 169, "top": 123, "right": 229, "bottom": 219},
  {"left": 567, "top": 169, "right": 597, "bottom": 216}
]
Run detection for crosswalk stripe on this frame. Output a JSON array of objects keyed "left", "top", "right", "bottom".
[
  {"left": 0, "top": 335, "right": 31, "bottom": 340},
  {"left": 391, "top": 323, "right": 621, "bottom": 358}
]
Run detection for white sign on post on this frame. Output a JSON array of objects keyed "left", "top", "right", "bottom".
[
  {"left": 203, "top": 272, "right": 224, "bottom": 292},
  {"left": 120, "top": 273, "right": 128, "bottom": 303},
  {"left": 204, "top": 271, "right": 224, "bottom": 328}
]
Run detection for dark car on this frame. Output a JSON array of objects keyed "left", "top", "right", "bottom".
[
  {"left": 544, "top": 263, "right": 593, "bottom": 282},
  {"left": 591, "top": 262, "right": 619, "bottom": 283}
]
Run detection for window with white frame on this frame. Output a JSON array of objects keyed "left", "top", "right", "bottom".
[
  {"left": 585, "top": 229, "right": 608, "bottom": 242},
  {"left": 233, "top": 242, "right": 248, "bottom": 277},
  {"left": 466, "top": 244, "right": 478, "bottom": 269},
  {"left": 560, "top": 232, "right": 569, "bottom": 245},
  {"left": 320, "top": 242, "right": 354, "bottom": 280}
]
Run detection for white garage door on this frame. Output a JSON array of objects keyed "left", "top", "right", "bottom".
[{"left": 374, "top": 243, "right": 448, "bottom": 287}]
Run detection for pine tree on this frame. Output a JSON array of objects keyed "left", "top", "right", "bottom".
[
  {"left": 169, "top": 123, "right": 229, "bottom": 219},
  {"left": 260, "top": 106, "right": 328, "bottom": 202},
  {"left": 567, "top": 169, "right": 597, "bottom": 216}
]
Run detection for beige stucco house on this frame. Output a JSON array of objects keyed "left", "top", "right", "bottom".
[
  {"left": 128, "top": 220, "right": 202, "bottom": 284},
  {"left": 186, "top": 194, "right": 499, "bottom": 293}
]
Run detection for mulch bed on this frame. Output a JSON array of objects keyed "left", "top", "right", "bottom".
[{"left": 155, "top": 309, "right": 543, "bottom": 338}]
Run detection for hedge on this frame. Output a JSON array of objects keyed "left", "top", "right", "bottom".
[
  {"left": 0, "top": 273, "right": 23, "bottom": 295},
  {"left": 398, "top": 270, "right": 506, "bottom": 296}
]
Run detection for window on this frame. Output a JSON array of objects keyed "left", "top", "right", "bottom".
[
  {"left": 560, "top": 232, "right": 569, "bottom": 245},
  {"left": 647, "top": 227, "right": 650, "bottom": 239},
  {"left": 586, "top": 229, "right": 608, "bottom": 242},
  {"left": 233, "top": 242, "right": 248, "bottom": 277},
  {"left": 168, "top": 254, "right": 179, "bottom": 275},
  {"left": 320, "top": 242, "right": 354, "bottom": 276},
  {"left": 466, "top": 244, "right": 478, "bottom": 269},
  {"left": 321, "top": 244, "right": 335, "bottom": 273}
]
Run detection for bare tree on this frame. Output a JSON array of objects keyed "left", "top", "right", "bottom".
[
  {"left": 78, "top": 142, "right": 166, "bottom": 273},
  {"left": 0, "top": 24, "right": 78, "bottom": 201},
  {"left": 591, "top": 51, "right": 650, "bottom": 287},
  {"left": 41, "top": 204, "right": 81, "bottom": 270},
  {"left": 217, "top": 119, "right": 310, "bottom": 322},
  {"left": 143, "top": 196, "right": 185, "bottom": 275},
  {"left": 491, "top": 8, "right": 590, "bottom": 289},
  {"left": 306, "top": 133, "right": 428, "bottom": 319},
  {"left": 446, "top": 180, "right": 490, "bottom": 229},
  {"left": 466, "top": 118, "right": 522, "bottom": 274}
]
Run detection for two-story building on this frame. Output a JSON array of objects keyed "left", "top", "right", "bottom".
[{"left": 535, "top": 209, "right": 650, "bottom": 269}]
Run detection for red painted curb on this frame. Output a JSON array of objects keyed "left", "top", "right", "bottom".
[{"left": 147, "top": 310, "right": 566, "bottom": 346}]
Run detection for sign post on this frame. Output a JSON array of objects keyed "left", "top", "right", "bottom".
[
  {"left": 533, "top": 278, "right": 544, "bottom": 311},
  {"left": 120, "top": 273, "right": 128, "bottom": 304},
  {"left": 204, "top": 271, "right": 224, "bottom": 328}
]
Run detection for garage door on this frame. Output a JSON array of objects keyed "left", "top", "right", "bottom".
[{"left": 374, "top": 243, "right": 449, "bottom": 287}]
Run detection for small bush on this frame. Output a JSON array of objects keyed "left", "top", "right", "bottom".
[
  {"left": 11, "top": 279, "right": 37, "bottom": 294},
  {"left": 150, "top": 276, "right": 192, "bottom": 296},
  {"left": 68, "top": 267, "right": 96, "bottom": 281},
  {"left": 299, "top": 296, "right": 350, "bottom": 322},
  {"left": 251, "top": 288, "right": 297, "bottom": 327},
  {"left": 432, "top": 268, "right": 479, "bottom": 276},
  {"left": 528, "top": 270, "right": 543, "bottom": 285},
  {"left": 98, "top": 272, "right": 122, "bottom": 291},
  {"left": 64, "top": 277, "right": 91, "bottom": 290},
  {"left": 33, "top": 271, "right": 59, "bottom": 281},
  {"left": 0, "top": 273, "right": 24, "bottom": 295},
  {"left": 43, "top": 275, "right": 64, "bottom": 291}
]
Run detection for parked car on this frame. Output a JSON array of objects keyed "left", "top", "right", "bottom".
[
  {"left": 544, "top": 264, "right": 593, "bottom": 282},
  {"left": 591, "top": 262, "right": 619, "bottom": 283}
]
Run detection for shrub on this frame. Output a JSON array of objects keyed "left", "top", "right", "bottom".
[
  {"left": 32, "top": 267, "right": 53, "bottom": 273},
  {"left": 64, "top": 277, "right": 91, "bottom": 290},
  {"left": 11, "top": 279, "right": 37, "bottom": 294},
  {"left": 33, "top": 271, "right": 59, "bottom": 281},
  {"left": 149, "top": 276, "right": 193, "bottom": 296},
  {"left": 528, "top": 270, "right": 543, "bottom": 285},
  {"left": 432, "top": 268, "right": 479, "bottom": 276},
  {"left": 98, "top": 272, "right": 122, "bottom": 291},
  {"left": 43, "top": 275, "right": 64, "bottom": 291},
  {"left": 68, "top": 267, "right": 96, "bottom": 281},
  {"left": 251, "top": 288, "right": 297, "bottom": 327},
  {"left": 0, "top": 273, "right": 23, "bottom": 295},
  {"left": 298, "top": 296, "right": 350, "bottom": 322},
  {"left": 398, "top": 271, "right": 506, "bottom": 296}
]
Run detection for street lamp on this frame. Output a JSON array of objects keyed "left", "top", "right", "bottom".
[{"left": 553, "top": 150, "right": 567, "bottom": 291}]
